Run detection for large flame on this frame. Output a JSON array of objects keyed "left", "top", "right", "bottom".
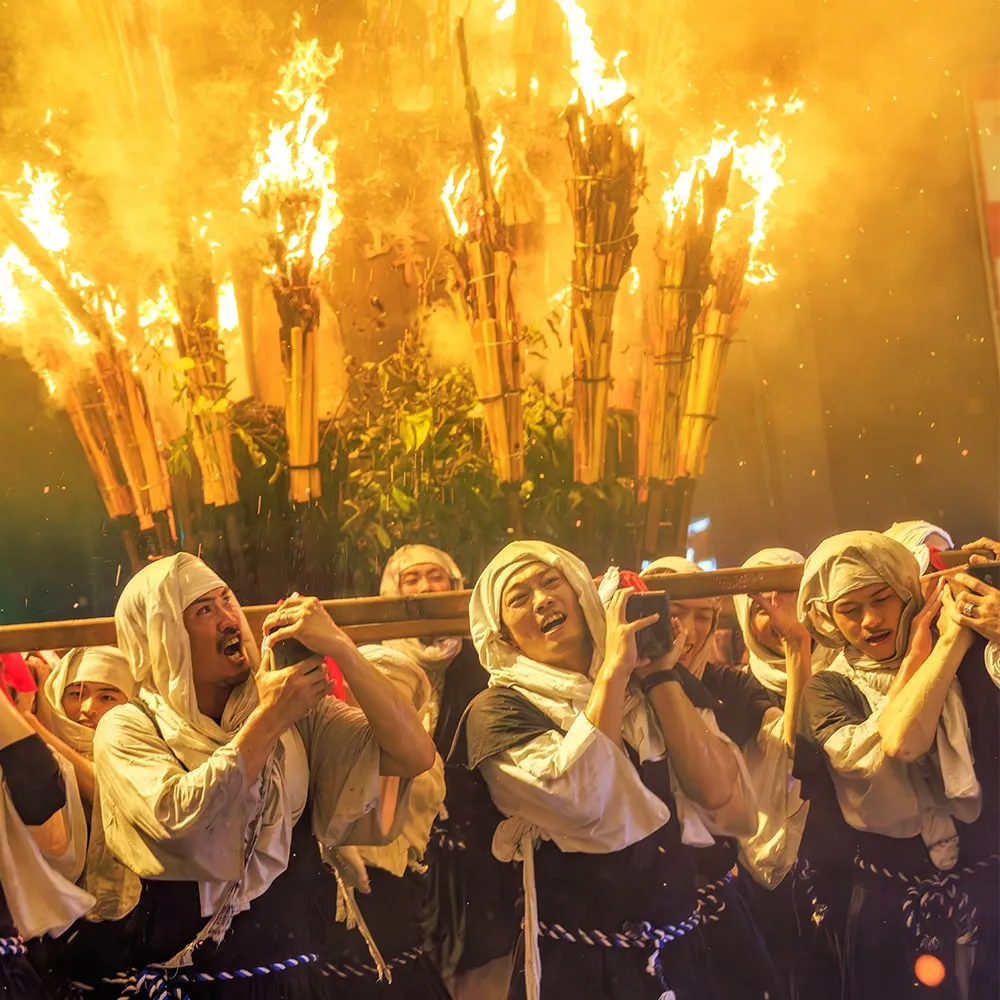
[
  {"left": 218, "top": 279, "right": 239, "bottom": 332},
  {"left": 663, "top": 94, "right": 802, "bottom": 284},
  {"left": 553, "top": 0, "right": 628, "bottom": 113},
  {"left": 242, "top": 36, "right": 343, "bottom": 268},
  {"left": 440, "top": 125, "right": 509, "bottom": 238}
]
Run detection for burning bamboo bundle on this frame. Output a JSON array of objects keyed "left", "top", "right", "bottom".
[
  {"left": 171, "top": 237, "right": 241, "bottom": 508},
  {"left": 554, "top": 0, "right": 645, "bottom": 484},
  {"left": 0, "top": 170, "right": 175, "bottom": 543},
  {"left": 242, "top": 37, "right": 344, "bottom": 504},
  {"left": 439, "top": 19, "right": 525, "bottom": 486}
]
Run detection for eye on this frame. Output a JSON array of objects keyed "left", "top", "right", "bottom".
[
  {"left": 543, "top": 575, "right": 560, "bottom": 588},
  {"left": 507, "top": 593, "right": 528, "bottom": 609}
]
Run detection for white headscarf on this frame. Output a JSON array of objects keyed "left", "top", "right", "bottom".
[
  {"left": 107, "top": 553, "right": 309, "bottom": 958},
  {"left": 380, "top": 544, "right": 465, "bottom": 682},
  {"left": 42, "top": 646, "right": 134, "bottom": 759},
  {"left": 798, "top": 532, "right": 980, "bottom": 862},
  {"left": 732, "top": 548, "right": 807, "bottom": 697},
  {"left": 640, "top": 556, "right": 721, "bottom": 679},
  {"left": 471, "top": 541, "right": 663, "bottom": 760},
  {"left": 885, "top": 520, "right": 954, "bottom": 574}
]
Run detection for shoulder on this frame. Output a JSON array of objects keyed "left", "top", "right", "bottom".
[
  {"left": 447, "top": 687, "right": 560, "bottom": 770},
  {"left": 93, "top": 703, "right": 158, "bottom": 757},
  {"left": 801, "top": 666, "right": 871, "bottom": 744}
]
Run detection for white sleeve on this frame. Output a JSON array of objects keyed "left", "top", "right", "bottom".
[
  {"left": 669, "top": 707, "right": 758, "bottom": 845},
  {"left": 93, "top": 706, "right": 249, "bottom": 882},
  {"left": 737, "top": 712, "right": 808, "bottom": 888},
  {"left": 298, "top": 698, "right": 408, "bottom": 848},
  {"left": 480, "top": 713, "right": 672, "bottom": 854}
]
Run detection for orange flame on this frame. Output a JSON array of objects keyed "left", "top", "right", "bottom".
[
  {"left": 242, "top": 36, "right": 343, "bottom": 269},
  {"left": 663, "top": 93, "right": 803, "bottom": 284},
  {"left": 553, "top": 0, "right": 629, "bottom": 114},
  {"left": 440, "top": 125, "right": 508, "bottom": 238}
]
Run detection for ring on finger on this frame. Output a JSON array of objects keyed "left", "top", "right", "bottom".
[{"left": 961, "top": 601, "right": 977, "bottom": 618}]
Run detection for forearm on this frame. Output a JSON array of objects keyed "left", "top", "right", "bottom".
[
  {"left": 584, "top": 669, "right": 629, "bottom": 746},
  {"left": 231, "top": 706, "right": 287, "bottom": 782},
  {"left": 648, "top": 682, "right": 740, "bottom": 811},
  {"left": 0, "top": 691, "right": 35, "bottom": 748},
  {"left": 336, "top": 643, "right": 435, "bottom": 777},
  {"left": 877, "top": 633, "right": 970, "bottom": 761},
  {"left": 782, "top": 637, "right": 811, "bottom": 749}
]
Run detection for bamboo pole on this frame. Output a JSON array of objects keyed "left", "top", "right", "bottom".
[{"left": 0, "top": 564, "right": 804, "bottom": 653}]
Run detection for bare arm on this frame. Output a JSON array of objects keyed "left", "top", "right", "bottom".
[
  {"left": 878, "top": 590, "right": 973, "bottom": 761},
  {"left": 781, "top": 637, "right": 812, "bottom": 749},
  {"left": 264, "top": 595, "right": 435, "bottom": 778},
  {"left": 645, "top": 681, "right": 743, "bottom": 815}
]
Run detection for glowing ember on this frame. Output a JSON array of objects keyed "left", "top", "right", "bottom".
[
  {"left": 553, "top": 0, "right": 628, "bottom": 113},
  {"left": 441, "top": 167, "right": 473, "bottom": 238},
  {"left": 242, "top": 36, "right": 344, "bottom": 268},
  {"left": 0, "top": 247, "right": 26, "bottom": 325}
]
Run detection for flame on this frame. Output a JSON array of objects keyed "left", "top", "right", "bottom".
[
  {"left": 495, "top": 0, "right": 516, "bottom": 21},
  {"left": 627, "top": 265, "right": 640, "bottom": 296},
  {"left": 0, "top": 247, "right": 26, "bottom": 325},
  {"left": 553, "top": 0, "right": 628, "bottom": 113},
  {"left": 0, "top": 165, "right": 102, "bottom": 346},
  {"left": 441, "top": 125, "right": 509, "bottom": 238},
  {"left": 218, "top": 279, "right": 239, "bottom": 331},
  {"left": 441, "top": 167, "right": 472, "bottom": 238},
  {"left": 242, "top": 37, "right": 343, "bottom": 269},
  {"left": 662, "top": 94, "right": 803, "bottom": 284}
]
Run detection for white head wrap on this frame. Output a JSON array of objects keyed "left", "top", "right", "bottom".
[
  {"left": 105, "top": 553, "right": 308, "bottom": 959},
  {"left": 380, "top": 545, "right": 465, "bottom": 682},
  {"left": 732, "top": 549, "right": 807, "bottom": 697},
  {"left": 640, "top": 556, "right": 720, "bottom": 678},
  {"left": 42, "top": 646, "right": 133, "bottom": 759},
  {"left": 797, "top": 531, "right": 980, "bottom": 865},
  {"left": 884, "top": 520, "right": 955, "bottom": 574}
]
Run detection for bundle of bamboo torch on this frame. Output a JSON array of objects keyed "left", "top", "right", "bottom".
[
  {"left": 564, "top": 94, "right": 643, "bottom": 485},
  {"left": 442, "top": 20, "right": 525, "bottom": 486}
]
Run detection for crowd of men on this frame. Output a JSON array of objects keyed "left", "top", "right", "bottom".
[{"left": 0, "top": 521, "right": 998, "bottom": 1000}]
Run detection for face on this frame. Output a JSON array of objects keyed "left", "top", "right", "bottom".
[
  {"left": 500, "top": 563, "right": 591, "bottom": 672},
  {"left": 671, "top": 598, "right": 717, "bottom": 667},
  {"left": 750, "top": 601, "right": 784, "bottom": 658},
  {"left": 398, "top": 562, "right": 454, "bottom": 595},
  {"left": 62, "top": 681, "right": 128, "bottom": 728},
  {"left": 182, "top": 587, "right": 250, "bottom": 688},
  {"left": 830, "top": 582, "right": 905, "bottom": 661}
]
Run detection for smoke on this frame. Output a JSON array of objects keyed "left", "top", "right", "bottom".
[{"left": 420, "top": 301, "right": 475, "bottom": 371}]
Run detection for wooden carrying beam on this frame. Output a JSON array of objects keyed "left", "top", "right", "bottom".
[{"left": 0, "top": 551, "right": 981, "bottom": 654}]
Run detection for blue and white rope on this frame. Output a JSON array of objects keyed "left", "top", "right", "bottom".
[
  {"left": 0, "top": 935, "right": 26, "bottom": 957},
  {"left": 695, "top": 869, "right": 736, "bottom": 924},
  {"left": 321, "top": 945, "right": 426, "bottom": 980},
  {"left": 106, "top": 952, "right": 318, "bottom": 1000},
  {"left": 537, "top": 911, "right": 701, "bottom": 951}
]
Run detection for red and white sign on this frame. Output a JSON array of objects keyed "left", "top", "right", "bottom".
[{"left": 969, "top": 66, "right": 1000, "bottom": 328}]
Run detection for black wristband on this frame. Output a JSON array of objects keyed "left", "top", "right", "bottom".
[{"left": 637, "top": 668, "right": 682, "bottom": 696}]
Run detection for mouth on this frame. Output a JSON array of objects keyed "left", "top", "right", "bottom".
[
  {"left": 539, "top": 611, "right": 567, "bottom": 635},
  {"left": 220, "top": 632, "right": 245, "bottom": 663},
  {"left": 864, "top": 629, "right": 893, "bottom": 648}
]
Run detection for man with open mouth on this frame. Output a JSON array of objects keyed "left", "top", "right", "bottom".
[
  {"left": 797, "top": 531, "right": 998, "bottom": 1000},
  {"left": 72, "top": 552, "right": 435, "bottom": 1000}
]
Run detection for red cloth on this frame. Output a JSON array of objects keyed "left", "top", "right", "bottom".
[
  {"left": 0, "top": 652, "right": 36, "bottom": 704},
  {"left": 926, "top": 546, "right": 948, "bottom": 573},
  {"left": 324, "top": 656, "right": 346, "bottom": 701},
  {"left": 616, "top": 570, "right": 648, "bottom": 593}
]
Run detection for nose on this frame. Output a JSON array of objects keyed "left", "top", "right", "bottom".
[
  {"left": 80, "top": 694, "right": 98, "bottom": 720},
  {"left": 533, "top": 589, "right": 554, "bottom": 615},
  {"left": 414, "top": 577, "right": 431, "bottom": 594},
  {"left": 861, "top": 605, "right": 882, "bottom": 631},
  {"left": 219, "top": 604, "right": 241, "bottom": 631}
]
